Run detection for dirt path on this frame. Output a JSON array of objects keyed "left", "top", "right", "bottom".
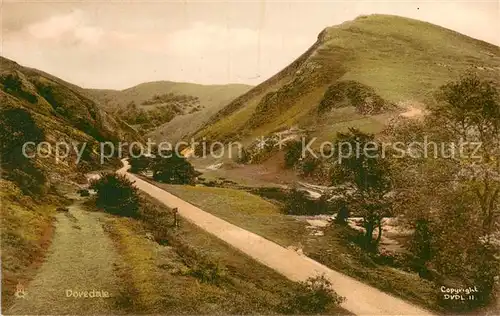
[
  {"left": 119, "top": 160, "right": 434, "bottom": 316},
  {"left": 7, "top": 201, "right": 122, "bottom": 315}
]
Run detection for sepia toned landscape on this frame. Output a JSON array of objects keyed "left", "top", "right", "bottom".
[{"left": 1, "top": 1, "right": 499, "bottom": 315}]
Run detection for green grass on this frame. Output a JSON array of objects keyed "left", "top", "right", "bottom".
[
  {"left": 103, "top": 193, "right": 348, "bottom": 314},
  {"left": 159, "top": 184, "right": 308, "bottom": 247},
  {"left": 0, "top": 180, "right": 67, "bottom": 309},
  {"left": 152, "top": 182, "right": 442, "bottom": 313}
]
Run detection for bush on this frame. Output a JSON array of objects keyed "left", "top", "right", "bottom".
[
  {"left": 284, "top": 140, "right": 302, "bottom": 168},
  {"left": 129, "top": 155, "right": 153, "bottom": 174},
  {"left": 188, "top": 260, "right": 225, "bottom": 284},
  {"left": 77, "top": 189, "right": 90, "bottom": 197},
  {"left": 279, "top": 275, "right": 345, "bottom": 314},
  {"left": 318, "top": 80, "right": 390, "bottom": 114},
  {"left": 283, "top": 188, "right": 333, "bottom": 215},
  {"left": 335, "top": 203, "right": 350, "bottom": 225},
  {"left": 152, "top": 153, "right": 196, "bottom": 185},
  {"left": 297, "top": 154, "right": 321, "bottom": 177},
  {"left": 90, "top": 173, "right": 140, "bottom": 217}
]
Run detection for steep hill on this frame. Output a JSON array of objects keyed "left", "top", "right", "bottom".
[
  {"left": 193, "top": 14, "right": 500, "bottom": 145},
  {"left": 0, "top": 56, "right": 141, "bottom": 180},
  {"left": 86, "top": 82, "right": 251, "bottom": 142}
]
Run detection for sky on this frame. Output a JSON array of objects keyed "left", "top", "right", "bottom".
[{"left": 1, "top": 1, "right": 499, "bottom": 90}]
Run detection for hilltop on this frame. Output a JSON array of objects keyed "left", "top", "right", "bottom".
[
  {"left": 193, "top": 14, "right": 500, "bottom": 146},
  {"left": 86, "top": 81, "right": 251, "bottom": 142}
]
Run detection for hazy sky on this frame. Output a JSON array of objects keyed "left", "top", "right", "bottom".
[{"left": 1, "top": 1, "right": 499, "bottom": 89}]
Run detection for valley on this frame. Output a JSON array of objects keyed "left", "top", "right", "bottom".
[{"left": 2, "top": 11, "right": 499, "bottom": 316}]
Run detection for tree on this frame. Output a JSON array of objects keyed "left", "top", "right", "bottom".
[
  {"left": 129, "top": 155, "right": 153, "bottom": 174},
  {"left": 90, "top": 173, "right": 140, "bottom": 217},
  {"left": 432, "top": 73, "right": 500, "bottom": 240},
  {"left": 152, "top": 153, "right": 196, "bottom": 185},
  {"left": 387, "top": 74, "right": 500, "bottom": 308},
  {"left": 430, "top": 74, "right": 499, "bottom": 306},
  {"left": 330, "top": 128, "right": 393, "bottom": 251}
]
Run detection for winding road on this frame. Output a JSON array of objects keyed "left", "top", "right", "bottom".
[{"left": 118, "top": 159, "right": 434, "bottom": 316}]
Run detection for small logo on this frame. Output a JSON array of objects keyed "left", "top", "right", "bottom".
[{"left": 14, "top": 282, "right": 27, "bottom": 299}]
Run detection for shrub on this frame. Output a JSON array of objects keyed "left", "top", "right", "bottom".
[
  {"left": 129, "top": 155, "right": 153, "bottom": 174},
  {"left": 318, "top": 80, "right": 390, "bottom": 114},
  {"left": 283, "top": 188, "right": 333, "bottom": 215},
  {"left": 335, "top": 203, "right": 350, "bottom": 225},
  {"left": 188, "top": 260, "right": 225, "bottom": 284},
  {"left": 77, "top": 189, "right": 90, "bottom": 197},
  {"left": 297, "top": 154, "right": 321, "bottom": 177},
  {"left": 279, "top": 275, "right": 345, "bottom": 314},
  {"left": 152, "top": 153, "right": 196, "bottom": 185},
  {"left": 90, "top": 173, "right": 140, "bottom": 217},
  {"left": 283, "top": 140, "right": 302, "bottom": 168}
]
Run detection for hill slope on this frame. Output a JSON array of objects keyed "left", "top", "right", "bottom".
[
  {"left": 0, "top": 56, "right": 141, "bottom": 178},
  {"left": 193, "top": 14, "right": 500, "bottom": 145},
  {"left": 86, "top": 81, "right": 251, "bottom": 142}
]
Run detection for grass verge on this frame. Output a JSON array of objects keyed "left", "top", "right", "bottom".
[
  {"left": 0, "top": 180, "right": 67, "bottom": 309},
  {"left": 102, "top": 193, "right": 348, "bottom": 314},
  {"left": 151, "top": 181, "right": 441, "bottom": 313}
]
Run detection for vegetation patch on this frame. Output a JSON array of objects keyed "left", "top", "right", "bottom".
[
  {"left": 147, "top": 180, "right": 443, "bottom": 312},
  {"left": 113, "top": 95, "right": 201, "bottom": 134},
  {"left": 279, "top": 275, "right": 345, "bottom": 314},
  {"left": 0, "top": 180, "right": 66, "bottom": 309},
  {"left": 103, "top": 192, "right": 347, "bottom": 314},
  {"left": 90, "top": 173, "right": 140, "bottom": 218},
  {"left": 1, "top": 74, "right": 38, "bottom": 104},
  {"left": 153, "top": 183, "right": 309, "bottom": 247},
  {"left": 318, "top": 80, "right": 395, "bottom": 114},
  {"left": 129, "top": 151, "right": 197, "bottom": 185}
]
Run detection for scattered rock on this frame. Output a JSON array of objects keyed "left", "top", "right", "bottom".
[{"left": 206, "top": 163, "right": 223, "bottom": 170}]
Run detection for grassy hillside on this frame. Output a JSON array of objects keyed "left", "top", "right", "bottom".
[
  {"left": 0, "top": 53, "right": 142, "bottom": 186},
  {"left": 0, "top": 57, "right": 141, "bottom": 176},
  {"left": 0, "top": 56, "right": 141, "bottom": 307},
  {"left": 193, "top": 14, "right": 500, "bottom": 144},
  {"left": 86, "top": 81, "right": 251, "bottom": 142}
]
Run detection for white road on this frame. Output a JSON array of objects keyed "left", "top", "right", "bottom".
[{"left": 118, "top": 160, "right": 434, "bottom": 316}]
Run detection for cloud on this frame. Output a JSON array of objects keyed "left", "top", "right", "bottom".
[
  {"left": 25, "top": 10, "right": 105, "bottom": 46},
  {"left": 165, "top": 22, "right": 308, "bottom": 57}
]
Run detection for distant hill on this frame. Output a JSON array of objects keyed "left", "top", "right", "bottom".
[
  {"left": 0, "top": 56, "right": 141, "bottom": 179},
  {"left": 86, "top": 81, "right": 252, "bottom": 142},
  {"left": 193, "top": 14, "right": 500, "bottom": 146}
]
